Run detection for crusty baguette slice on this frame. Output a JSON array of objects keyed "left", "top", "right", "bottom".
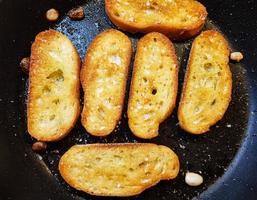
[
  {"left": 27, "top": 30, "right": 80, "bottom": 142},
  {"left": 178, "top": 30, "right": 232, "bottom": 134},
  {"left": 128, "top": 32, "right": 178, "bottom": 139},
  {"left": 81, "top": 29, "right": 132, "bottom": 136},
  {"left": 105, "top": 0, "right": 207, "bottom": 40},
  {"left": 59, "top": 143, "right": 179, "bottom": 197}
]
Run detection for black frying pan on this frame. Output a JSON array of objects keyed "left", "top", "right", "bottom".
[{"left": 0, "top": 0, "right": 257, "bottom": 199}]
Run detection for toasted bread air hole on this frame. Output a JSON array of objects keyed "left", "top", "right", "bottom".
[
  {"left": 172, "top": 163, "right": 176, "bottom": 171},
  {"left": 153, "top": 38, "right": 157, "bottom": 42},
  {"left": 204, "top": 63, "right": 213, "bottom": 72},
  {"left": 182, "top": 18, "right": 187, "bottom": 22},
  {"left": 84, "top": 163, "right": 92, "bottom": 169},
  {"left": 145, "top": 172, "right": 151, "bottom": 176},
  {"left": 97, "top": 107, "right": 105, "bottom": 119},
  {"left": 47, "top": 69, "right": 64, "bottom": 82},
  {"left": 52, "top": 99, "right": 60, "bottom": 105},
  {"left": 114, "top": 155, "right": 122, "bottom": 159},
  {"left": 95, "top": 157, "right": 101, "bottom": 161},
  {"left": 149, "top": 2, "right": 158, "bottom": 10},
  {"left": 195, "top": 106, "right": 201, "bottom": 114},
  {"left": 50, "top": 114, "right": 56, "bottom": 121},
  {"left": 42, "top": 86, "right": 51, "bottom": 94},
  {"left": 211, "top": 99, "right": 216, "bottom": 106},
  {"left": 152, "top": 88, "right": 157, "bottom": 95},
  {"left": 129, "top": 168, "right": 134, "bottom": 172},
  {"left": 139, "top": 161, "right": 147, "bottom": 167},
  {"left": 143, "top": 77, "right": 148, "bottom": 83},
  {"left": 114, "top": 11, "right": 120, "bottom": 17}
]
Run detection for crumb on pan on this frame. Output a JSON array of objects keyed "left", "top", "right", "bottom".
[
  {"left": 230, "top": 52, "right": 243, "bottom": 62},
  {"left": 20, "top": 57, "right": 30, "bottom": 74},
  {"left": 46, "top": 8, "right": 59, "bottom": 22},
  {"left": 67, "top": 6, "right": 85, "bottom": 20},
  {"left": 32, "top": 141, "right": 47, "bottom": 152}
]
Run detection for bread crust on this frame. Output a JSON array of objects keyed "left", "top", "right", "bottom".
[
  {"left": 59, "top": 143, "right": 179, "bottom": 197},
  {"left": 178, "top": 30, "right": 232, "bottom": 134},
  {"left": 27, "top": 30, "right": 81, "bottom": 142},
  {"left": 128, "top": 32, "right": 178, "bottom": 139},
  {"left": 80, "top": 29, "right": 132, "bottom": 136},
  {"left": 105, "top": 0, "right": 207, "bottom": 40}
]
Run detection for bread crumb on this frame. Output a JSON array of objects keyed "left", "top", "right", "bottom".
[
  {"left": 67, "top": 7, "right": 85, "bottom": 20},
  {"left": 32, "top": 141, "right": 47, "bottom": 152},
  {"left": 20, "top": 57, "right": 30, "bottom": 73},
  {"left": 46, "top": 8, "right": 59, "bottom": 22},
  {"left": 230, "top": 52, "right": 243, "bottom": 62}
]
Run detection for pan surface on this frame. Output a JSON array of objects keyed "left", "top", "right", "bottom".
[{"left": 0, "top": 0, "right": 257, "bottom": 200}]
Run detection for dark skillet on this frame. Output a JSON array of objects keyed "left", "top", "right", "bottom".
[{"left": 0, "top": 0, "right": 257, "bottom": 200}]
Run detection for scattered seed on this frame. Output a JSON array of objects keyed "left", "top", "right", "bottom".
[
  {"left": 185, "top": 171, "right": 203, "bottom": 186},
  {"left": 230, "top": 52, "right": 243, "bottom": 62},
  {"left": 67, "top": 6, "right": 85, "bottom": 20},
  {"left": 46, "top": 8, "right": 59, "bottom": 22},
  {"left": 32, "top": 141, "right": 47, "bottom": 152},
  {"left": 20, "top": 57, "right": 30, "bottom": 73}
]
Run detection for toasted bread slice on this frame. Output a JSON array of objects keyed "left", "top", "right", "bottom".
[
  {"left": 59, "top": 143, "right": 179, "bottom": 197},
  {"left": 128, "top": 32, "right": 178, "bottom": 139},
  {"left": 81, "top": 29, "right": 132, "bottom": 136},
  {"left": 27, "top": 30, "right": 80, "bottom": 142},
  {"left": 178, "top": 30, "right": 232, "bottom": 134},
  {"left": 105, "top": 0, "right": 207, "bottom": 40}
]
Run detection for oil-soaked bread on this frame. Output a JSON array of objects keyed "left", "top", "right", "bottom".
[
  {"left": 105, "top": 0, "right": 207, "bottom": 40},
  {"left": 81, "top": 29, "right": 132, "bottom": 136},
  {"left": 178, "top": 30, "right": 232, "bottom": 134},
  {"left": 128, "top": 32, "right": 178, "bottom": 139},
  {"left": 59, "top": 143, "right": 179, "bottom": 197},
  {"left": 27, "top": 30, "right": 80, "bottom": 142}
]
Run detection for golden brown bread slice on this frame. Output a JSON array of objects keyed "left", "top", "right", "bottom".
[
  {"left": 27, "top": 30, "right": 80, "bottom": 142},
  {"left": 128, "top": 32, "right": 178, "bottom": 139},
  {"left": 105, "top": 0, "right": 207, "bottom": 40},
  {"left": 178, "top": 30, "right": 232, "bottom": 134},
  {"left": 81, "top": 29, "right": 132, "bottom": 137},
  {"left": 59, "top": 143, "right": 179, "bottom": 197}
]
